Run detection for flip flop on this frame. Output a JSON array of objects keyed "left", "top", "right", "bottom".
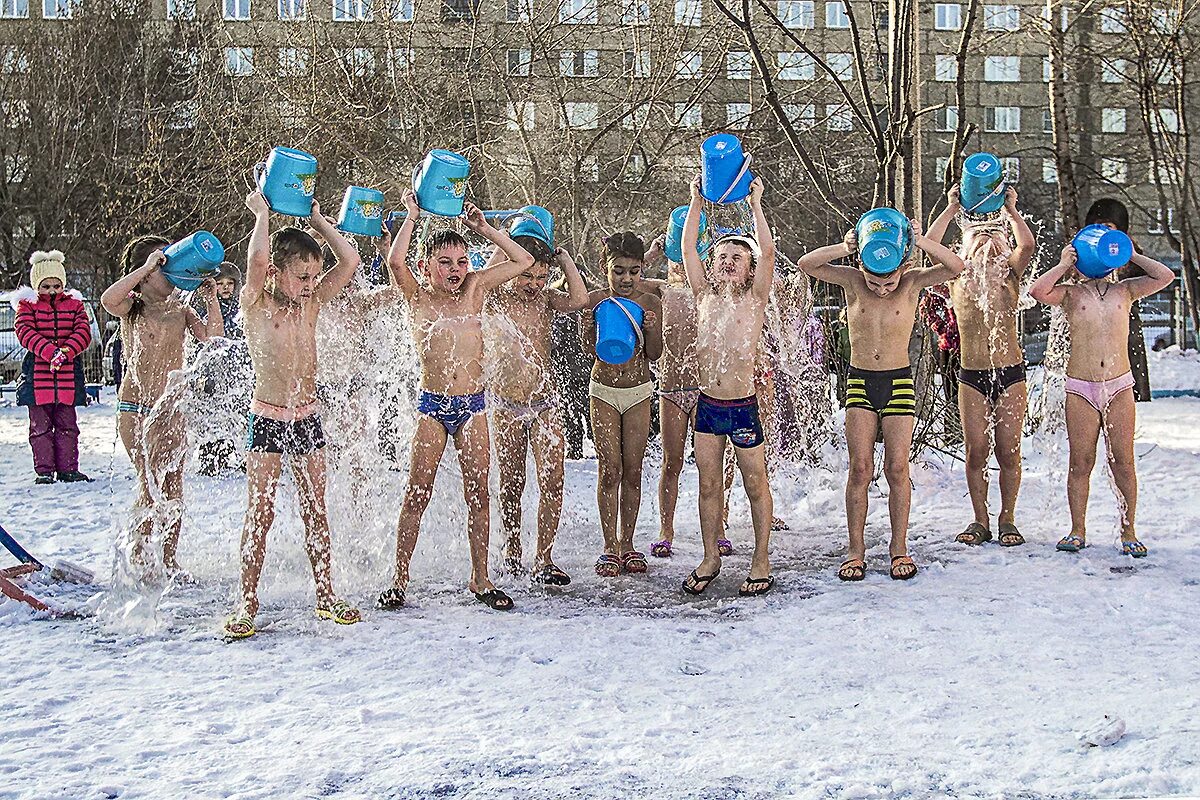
[
  {"left": 890, "top": 554, "right": 918, "bottom": 581},
  {"left": 316, "top": 600, "right": 361, "bottom": 625},
  {"left": 838, "top": 559, "right": 866, "bottom": 582},
  {"left": 650, "top": 540, "right": 673, "bottom": 558},
  {"left": 473, "top": 588, "right": 515, "bottom": 611},
  {"left": 771, "top": 517, "right": 790, "bottom": 531},
  {"left": 739, "top": 575, "right": 775, "bottom": 597},
  {"left": 717, "top": 538, "right": 734, "bottom": 556},
  {"left": 620, "top": 551, "right": 648, "bottom": 574},
  {"left": 222, "top": 613, "right": 255, "bottom": 640},
  {"left": 376, "top": 587, "right": 406, "bottom": 610},
  {"left": 532, "top": 563, "right": 572, "bottom": 586},
  {"left": 595, "top": 554, "right": 621, "bottom": 577},
  {"left": 956, "top": 522, "right": 992, "bottom": 546},
  {"left": 998, "top": 522, "right": 1025, "bottom": 547},
  {"left": 682, "top": 568, "right": 720, "bottom": 595},
  {"left": 1056, "top": 534, "right": 1086, "bottom": 552},
  {"left": 1121, "top": 539, "right": 1148, "bottom": 558}
]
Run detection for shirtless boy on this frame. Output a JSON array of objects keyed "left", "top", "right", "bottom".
[
  {"left": 927, "top": 187, "right": 1035, "bottom": 547},
  {"left": 679, "top": 175, "right": 777, "bottom": 597},
  {"left": 377, "top": 190, "right": 535, "bottom": 611},
  {"left": 222, "top": 191, "right": 363, "bottom": 639},
  {"left": 1029, "top": 241, "right": 1173, "bottom": 557},
  {"left": 486, "top": 235, "right": 588, "bottom": 586},
  {"left": 100, "top": 236, "right": 224, "bottom": 579},
  {"left": 797, "top": 218, "right": 965, "bottom": 581}
]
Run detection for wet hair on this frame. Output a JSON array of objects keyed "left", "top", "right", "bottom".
[
  {"left": 1084, "top": 198, "right": 1130, "bottom": 233},
  {"left": 713, "top": 234, "right": 759, "bottom": 269},
  {"left": 601, "top": 231, "right": 645, "bottom": 271},
  {"left": 118, "top": 234, "right": 170, "bottom": 323},
  {"left": 513, "top": 234, "right": 554, "bottom": 268},
  {"left": 270, "top": 226, "right": 323, "bottom": 271},
  {"left": 422, "top": 229, "right": 469, "bottom": 262}
]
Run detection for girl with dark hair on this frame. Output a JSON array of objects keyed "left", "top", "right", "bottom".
[{"left": 583, "top": 232, "right": 664, "bottom": 577}]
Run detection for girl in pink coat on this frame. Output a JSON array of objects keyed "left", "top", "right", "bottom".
[{"left": 13, "top": 250, "right": 92, "bottom": 483}]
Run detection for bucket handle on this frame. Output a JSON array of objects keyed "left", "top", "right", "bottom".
[
  {"left": 599, "top": 297, "right": 644, "bottom": 352},
  {"left": 252, "top": 161, "right": 266, "bottom": 192},
  {"left": 716, "top": 153, "right": 754, "bottom": 204},
  {"left": 964, "top": 178, "right": 1006, "bottom": 216}
]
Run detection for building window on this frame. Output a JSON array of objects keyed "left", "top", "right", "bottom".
[
  {"left": 333, "top": 0, "right": 371, "bottom": 20},
  {"left": 0, "top": 0, "right": 30, "bottom": 19},
  {"left": 442, "top": 0, "right": 478, "bottom": 21},
  {"left": 224, "top": 0, "right": 250, "bottom": 19},
  {"left": 1042, "top": 159, "right": 1057, "bottom": 183},
  {"left": 727, "top": 102, "right": 751, "bottom": 130},
  {"left": 985, "top": 106, "right": 1020, "bottom": 132},
  {"left": 167, "top": 0, "right": 196, "bottom": 19},
  {"left": 983, "top": 55, "right": 1020, "bottom": 82},
  {"left": 278, "top": 47, "right": 309, "bottom": 75},
  {"left": 620, "top": 0, "right": 649, "bottom": 24},
  {"left": 1152, "top": 7, "right": 1179, "bottom": 33},
  {"left": 388, "top": 46, "right": 413, "bottom": 76},
  {"left": 1001, "top": 156, "right": 1019, "bottom": 181},
  {"left": 1101, "top": 157, "right": 1127, "bottom": 184},
  {"left": 278, "top": 0, "right": 304, "bottom": 18},
  {"left": 934, "top": 3, "right": 960, "bottom": 30},
  {"left": 777, "top": 52, "right": 815, "bottom": 80},
  {"left": 4, "top": 153, "right": 30, "bottom": 183},
  {"left": 42, "top": 0, "right": 72, "bottom": 18},
  {"left": 168, "top": 99, "right": 199, "bottom": 130},
  {"left": 624, "top": 50, "right": 650, "bottom": 78},
  {"left": 1101, "top": 59, "right": 1127, "bottom": 83},
  {"left": 560, "top": 50, "right": 598, "bottom": 78},
  {"left": 564, "top": 102, "right": 598, "bottom": 129},
  {"left": 1042, "top": 108, "right": 1053, "bottom": 133},
  {"left": 1, "top": 45, "right": 29, "bottom": 73},
  {"left": 825, "top": 0, "right": 849, "bottom": 28},
  {"left": 826, "top": 103, "right": 851, "bottom": 130},
  {"left": 225, "top": 46, "right": 254, "bottom": 76},
  {"left": 676, "top": 50, "right": 702, "bottom": 79},
  {"left": 507, "top": 48, "right": 531, "bottom": 76},
  {"left": 339, "top": 47, "right": 375, "bottom": 76},
  {"left": 579, "top": 155, "right": 599, "bottom": 182},
  {"left": 675, "top": 0, "right": 701, "bottom": 25},
  {"left": 1148, "top": 207, "right": 1180, "bottom": 235},
  {"left": 983, "top": 4, "right": 1019, "bottom": 31},
  {"left": 624, "top": 154, "right": 646, "bottom": 184},
  {"left": 388, "top": 0, "right": 413, "bottom": 20},
  {"left": 935, "top": 156, "right": 951, "bottom": 176},
  {"left": 1154, "top": 108, "right": 1180, "bottom": 134},
  {"left": 506, "top": 102, "right": 535, "bottom": 131},
  {"left": 675, "top": 102, "right": 702, "bottom": 129},
  {"left": 779, "top": 0, "right": 813, "bottom": 28},
  {"left": 935, "top": 105, "right": 958, "bottom": 132},
  {"left": 622, "top": 103, "right": 650, "bottom": 129},
  {"left": 2, "top": 100, "right": 30, "bottom": 128},
  {"left": 826, "top": 52, "right": 852, "bottom": 80},
  {"left": 934, "top": 54, "right": 957, "bottom": 81},
  {"left": 506, "top": 0, "right": 529, "bottom": 21},
  {"left": 727, "top": 51, "right": 752, "bottom": 80},
  {"left": 559, "top": 0, "right": 596, "bottom": 24},
  {"left": 1101, "top": 107, "right": 1125, "bottom": 133},
  {"left": 785, "top": 102, "right": 816, "bottom": 130}
]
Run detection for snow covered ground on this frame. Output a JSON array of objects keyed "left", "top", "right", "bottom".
[{"left": 3, "top": 354, "right": 1200, "bottom": 799}]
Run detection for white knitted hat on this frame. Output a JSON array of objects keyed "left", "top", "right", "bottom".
[{"left": 29, "top": 250, "right": 67, "bottom": 289}]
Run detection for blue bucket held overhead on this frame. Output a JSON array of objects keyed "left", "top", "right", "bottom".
[
  {"left": 700, "top": 134, "right": 754, "bottom": 204},
  {"left": 594, "top": 297, "right": 644, "bottom": 365},
  {"left": 336, "top": 186, "right": 386, "bottom": 237},
  {"left": 413, "top": 149, "right": 471, "bottom": 217},
  {"left": 254, "top": 146, "right": 318, "bottom": 217},
  {"left": 509, "top": 205, "right": 554, "bottom": 247},
  {"left": 961, "top": 152, "right": 1006, "bottom": 217},
  {"left": 664, "top": 205, "right": 710, "bottom": 263},
  {"left": 1073, "top": 224, "right": 1133, "bottom": 279},
  {"left": 162, "top": 231, "right": 224, "bottom": 291},
  {"left": 856, "top": 208, "right": 912, "bottom": 275}
]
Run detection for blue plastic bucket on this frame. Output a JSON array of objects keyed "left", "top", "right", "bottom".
[
  {"left": 163, "top": 231, "right": 224, "bottom": 291},
  {"left": 700, "top": 134, "right": 753, "bottom": 204},
  {"left": 594, "top": 297, "right": 644, "bottom": 365},
  {"left": 254, "top": 146, "right": 318, "bottom": 217},
  {"left": 664, "top": 205, "right": 710, "bottom": 263},
  {"left": 413, "top": 149, "right": 471, "bottom": 217},
  {"left": 1073, "top": 224, "right": 1133, "bottom": 278},
  {"left": 509, "top": 205, "right": 554, "bottom": 246},
  {"left": 336, "top": 186, "right": 386, "bottom": 237},
  {"left": 856, "top": 208, "right": 912, "bottom": 275},
  {"left": 961, "top": 152, "right": 1005, "bottom": 217}
]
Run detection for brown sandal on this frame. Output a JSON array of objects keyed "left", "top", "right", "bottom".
[
  {"left": 955, "top": 522, "right": 992, "bottom": 546},
  {"left": 837, "top": 559, "right": 866, "bottom": 582},
  {"left": 998, "top": 522, "right": 1025, "bottom": 547},
  {"left": 890, "top": 554, "right": 918, "bottom": 581}
]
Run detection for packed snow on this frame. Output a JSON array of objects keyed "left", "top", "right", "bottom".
[{"left": 2, "top": 354, "right": 1199, "bottom": 799}]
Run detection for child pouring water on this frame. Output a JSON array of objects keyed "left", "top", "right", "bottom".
[
  {"left": 13, "top": 250, "right": 92, "bottom": 484},
  {"left": 1029, "top": 240, "right": 1173, "bottom": 557}
]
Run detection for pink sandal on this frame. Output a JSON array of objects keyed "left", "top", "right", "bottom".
[
  {"left": 595, "top": 554, "right": 621, "bottom": 577},
  {"left": 717, "top": 538, "right": 734, "bottom": 556},
  {"left": 650, "top": 540, "right": 673, "bottom": 558},
  {"left": 620, "top": 551, "right": 648, "bottom": 574}
]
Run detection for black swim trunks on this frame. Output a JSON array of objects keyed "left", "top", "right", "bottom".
[
  {"left": 247, "top": 412, "right": 326, "bottom": 455},
  {"left": 694, "top": 393, "right": 765, "bottom": 449},
  {"left": 958, "top": 363, "right": 1026, "bottom": 404},
  {"left": 846, "top": 366, "right": 915, "bottom": 417}
]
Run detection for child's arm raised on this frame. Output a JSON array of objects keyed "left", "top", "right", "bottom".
[
  {"left": 466, "top": 202, "right": 536, "bottom": 293},
  {"left": 1005, "top": 188, "right": 1036, "bottom": 277},
  {"left": 384, "top": 189, "right": 422, "bottom": 302},
  {"left": 100, "top": 249, "right": 165, "bottom": 318},
  {"left": 747, "top": 177, "right": 776, "bottom": 301},
  {"left": 549, "top": 248, "right": 590, "bottom": 312},
  {"left": 795, "top": 231, "right": 860, "bottom": 288},
  {"left": 242, "top": 190, "right": 271, "bottom": 309},
  {"left": 311, "top": 200, "right": 362, "bottom": 303},
  {"left": 186, "top": 278, "right": 225, "bottom": 342},
  {"left": 1028, "top": 245, "right": 1077, "bottom": 307},
  {"left": 682, "top": 176, "right": 708, "bottom": 296},
  {"left": 926, "top": 187, "right": 961, "bottom": 246},
  {"left": 908, "top": 223, "right": 967, "bottom": 288},
  {"left": 1122, "top": 252, "right": 1175, "bottom": 300}
]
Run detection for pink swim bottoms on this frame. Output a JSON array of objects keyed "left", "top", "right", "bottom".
[{"left": 1064, "top": 371, "right": 1135, "bottom": 413}]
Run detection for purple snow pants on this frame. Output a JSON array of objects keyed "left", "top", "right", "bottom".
[{"left": 28, "top": 403, "right": 80, "bottom": 475}]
